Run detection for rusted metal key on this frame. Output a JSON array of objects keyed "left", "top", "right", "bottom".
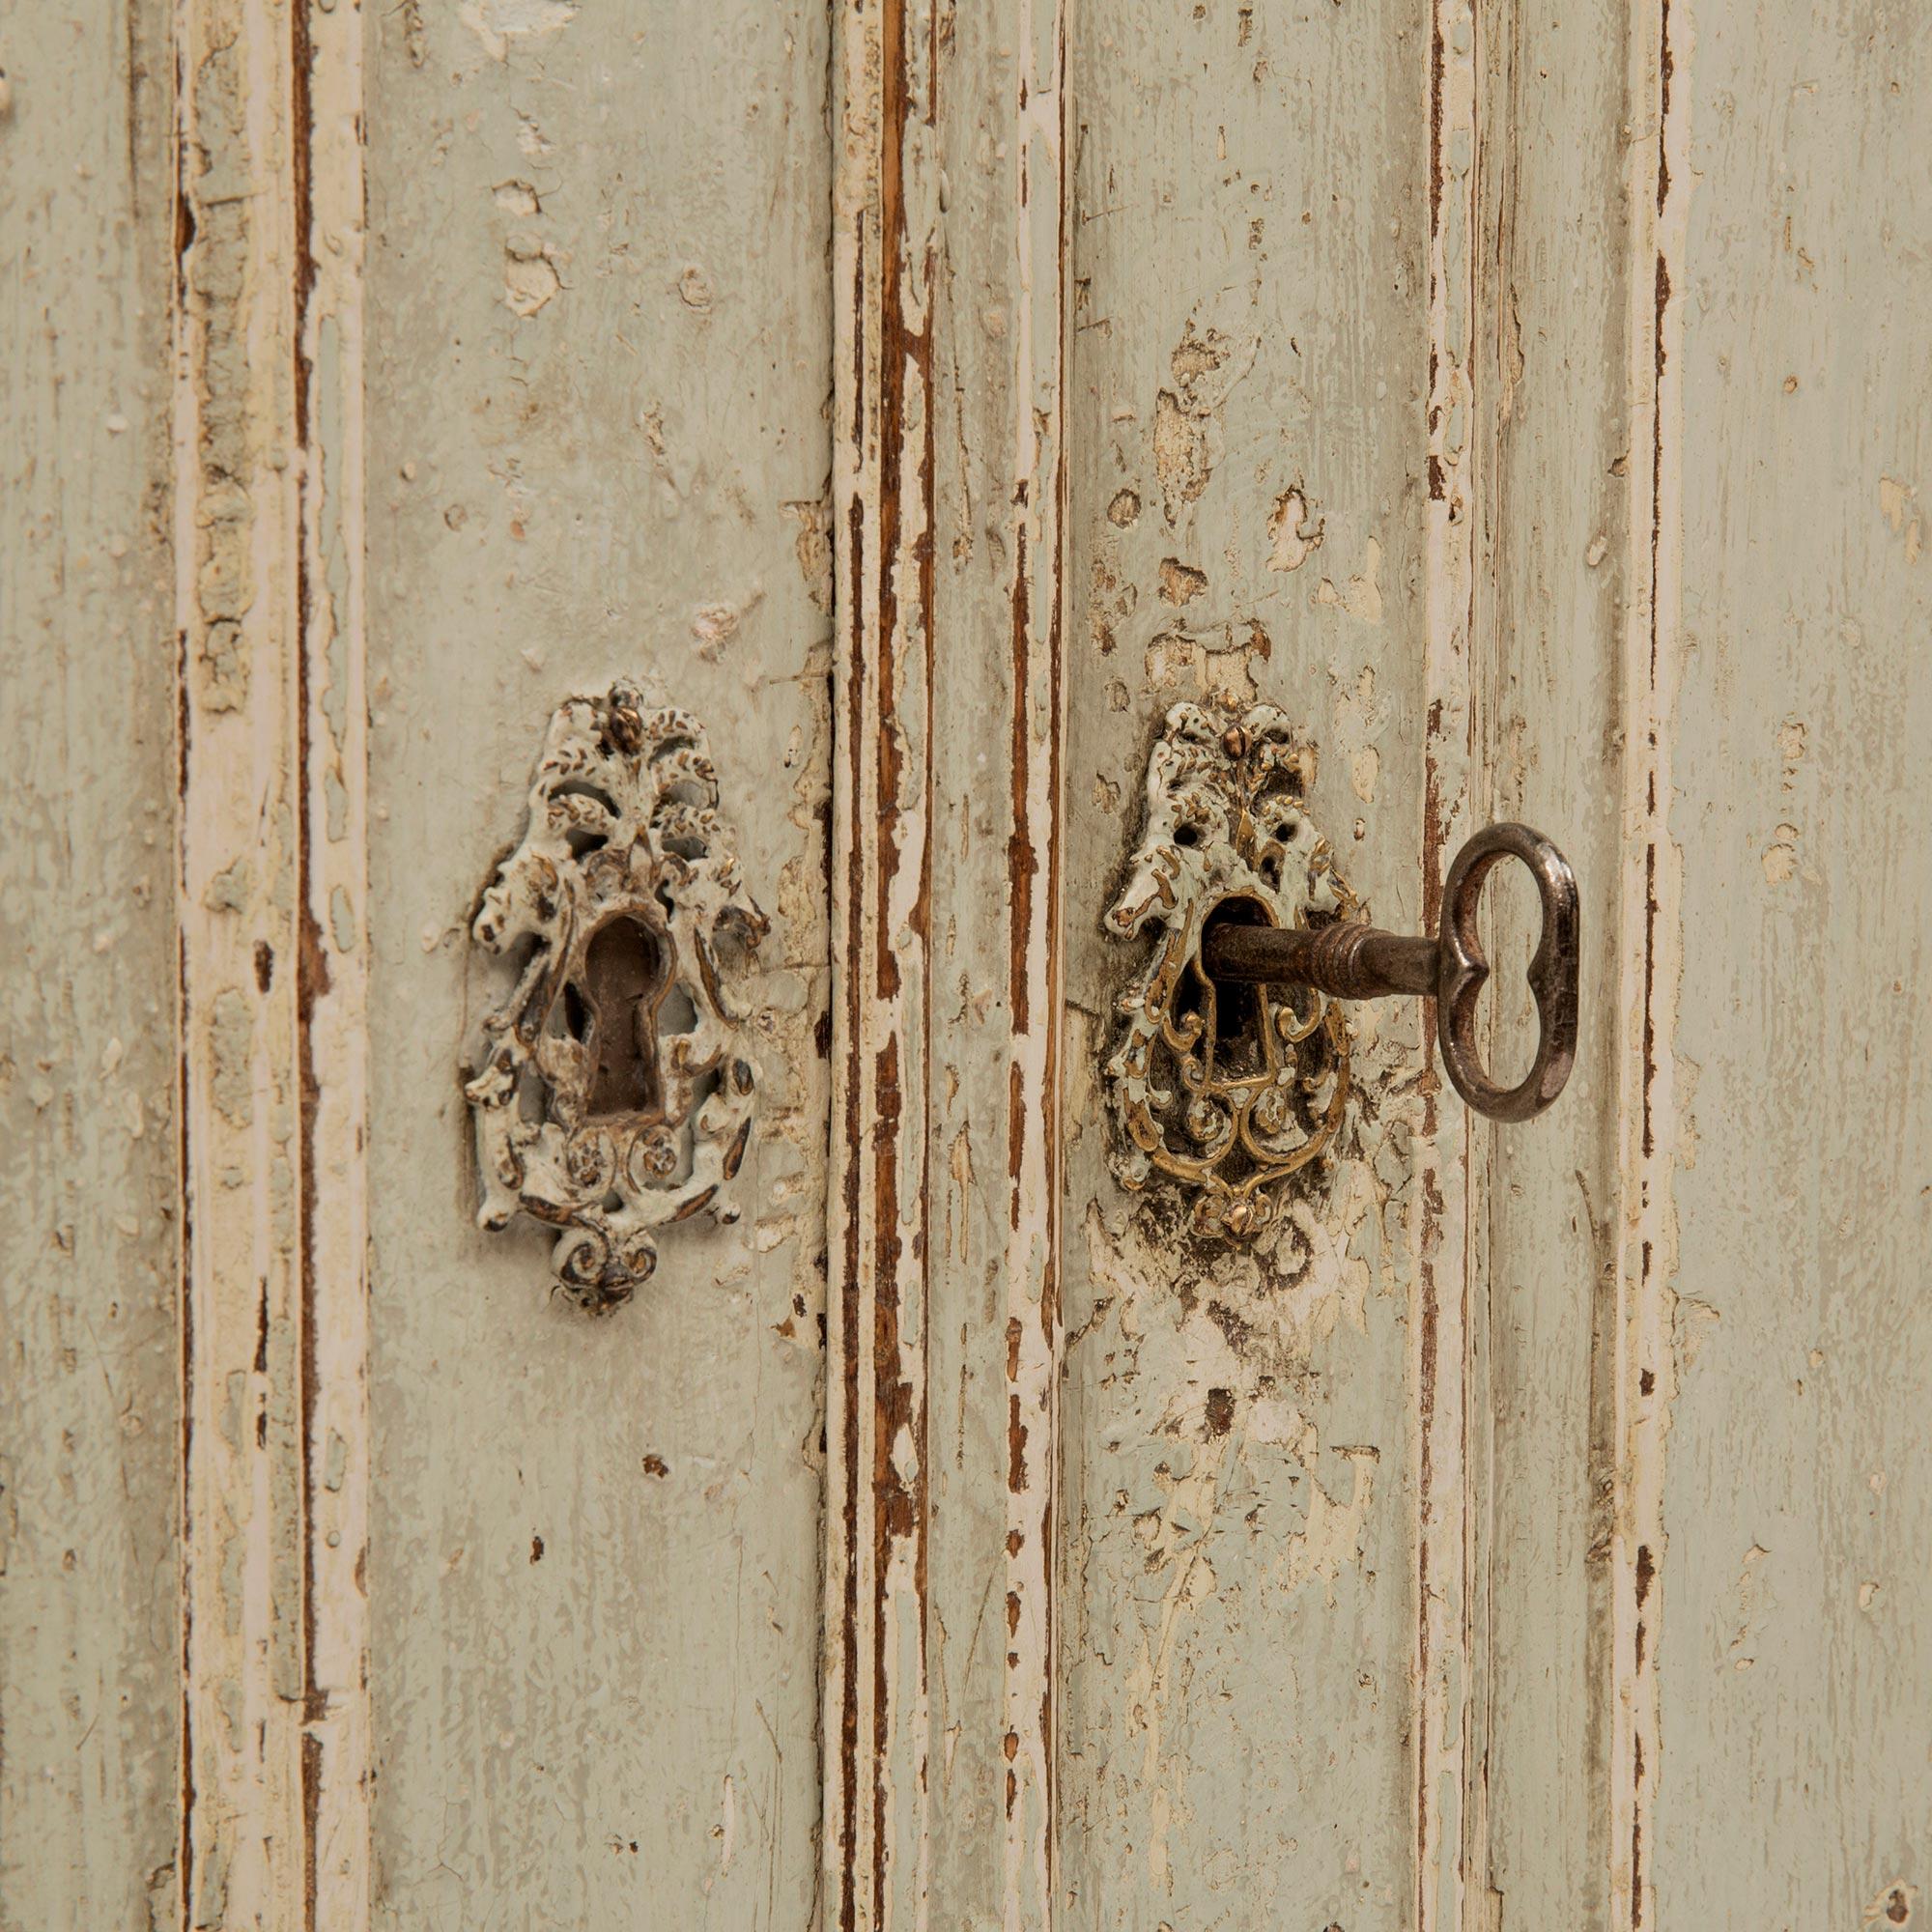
[{"left": 1202, "top": 822, "right": 1581, "bottom": 1122}]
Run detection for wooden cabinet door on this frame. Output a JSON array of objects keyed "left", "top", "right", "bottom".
[{"left": 3, "top": 3, "right": 1928, "bottom": 1929}]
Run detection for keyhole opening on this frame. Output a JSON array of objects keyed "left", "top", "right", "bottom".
[
  {"left": 581, "top": 916, "right": 671, "bottom": 1120},
  {"left": 1195, "top": 895, "right": 1272, "bottom": 1051}
]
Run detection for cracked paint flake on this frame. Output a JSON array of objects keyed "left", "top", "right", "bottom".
[
  {"left": 1151, "top": 299, "right": 1260, "bottom": 528},
  {"left": 1142, "top": 620, "right": 1273, "bottom": 707},
  {"left": 1156, "top": 557, "right": 1208, "bottom": 606}
]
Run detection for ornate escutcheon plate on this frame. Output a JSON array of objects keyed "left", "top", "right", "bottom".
[
  {"left": 464, "top": 681, "right": 766, "bottom": 1310},
  {"left": 1105, "top": 701, "right": 1355, "bottom": 1239}
]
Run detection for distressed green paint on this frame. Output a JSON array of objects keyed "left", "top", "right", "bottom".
[
  {"left": 1059, "top": 2, "right": 1438, "bottom": 1922},
  {"left": 0, "top": 6, "right": 182, "bottom": 1926},
  {"left": 1655, "top": 6, "right": 1932, "bottom": 1925},
  {"left": 1470, "top": 0, "right": 1636, "bottom": 1917},
  {"left": 1, "top": 1, "right": 1929, "bottom": 1924},
  {"left": 361, "top": 1, "right": 833, "bottom": 1922}
]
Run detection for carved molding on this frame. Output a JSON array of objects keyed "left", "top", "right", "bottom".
[
  {"left": 465, "top": 682, "right": 766, "bottom": 1309},
  {"left": 1104, "top": 701, "right": 1353, "bottom": 1238}
]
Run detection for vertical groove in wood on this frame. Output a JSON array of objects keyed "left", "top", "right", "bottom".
[
  {"left": 173, "top": 0, "right": 303, "bottom": 1915},
  {"left": 295, "top": 0, "right": 368, "bottom": 1923},
  {"left": 173, "top": 0, "right": 365, "bottom": 1920},
  {"left": 1609, "top": 0, "right": 1683, "bottom": 1922},
  {"left": 1002, "top": 7, "right": 1070, "bottom": 1925},
  {"left": 827, "top": 0, "right": 937, "bottom": 1919},
  {"left": 828, "top": 3, "right": 1069, "bottom": 1923},
  {"left": 1468, "top": 0, "right": 1636, "bottom": 1920},
  {"left": 1420, "top": 0, "right": 1480, "bottom": 1924}
]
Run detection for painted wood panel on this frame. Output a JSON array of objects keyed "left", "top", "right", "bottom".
[
  {"left": 824, "top": 1, "right": 1071, "bottom": 1922},
  {"left": 4, "top": 2, "right": 1931, "bottom": 1926},
  {"left": 360, "top": 3, "right": 833, "bottom": 1925},
  {"left": 1471, "top": 0, "right": 1639, "bottom": 1918},
  {"left": 0, "top": 10, "right": 182, "bottom": 1926},
  {"left": 1472, "top": 4, "right": 1932, "bottom": 1925},
  {"left": 1058, "top": 5, "right": 1452, "bottom": 1924},
  {"left": 167, "top": 0, "right": 372, "bottom": 1916},
  {"left": 1651, "top": 5, "right": 1932, "bottom": 1925}
]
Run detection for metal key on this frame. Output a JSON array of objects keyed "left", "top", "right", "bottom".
[{"left": 1202, "top": 822, "right": 1580, "bottom": 1122}]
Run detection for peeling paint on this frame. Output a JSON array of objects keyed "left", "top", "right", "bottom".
[
  {"left": 1879, "top": 474, "right": 1922, "bottom": 563},
  {"left": 1156, "top": 556, "right": 1208, "bottom": 606},
  {"left": 1265, "top": 484, "right": 1323, "bottom": 573},
  {"left": 1279, "top": 1445, "right": 1378, "bottom": 1605},
  {"left": 207, "top": 990, "right": 254, "bottom": 1126},
  {"left": 459, "top": 0, "right": 577, "bottom": 63},
  {"left": 783, "top": 497, "right": 835, "bottom": 612},
  {"left": 827, "top": 3, "right": 1068, "bottom": 1923},
  {"left": 1314, "top": 536, "right": 1384, "bottom": 624},
  {"left": 502, "top": 238, "right": 561, "bottom": 316},
  {"left": 1150, "top": 302, "right": 1257, "bottom": 528},
  {"left": 1142, "top": 621, "right": 1271, "bottom": 707},
  {"left": 204, "top": 857, "right": 251, "bottom": 912}
]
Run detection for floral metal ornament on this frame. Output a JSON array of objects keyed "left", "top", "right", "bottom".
[
  {"left": 1104, "top": 701, "right": 1353, "bottom": 1239},
  {"left": 465, "top": 682, "right": 766, "bottom": 1310}
]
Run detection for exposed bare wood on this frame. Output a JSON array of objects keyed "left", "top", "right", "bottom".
[
  {"left": 825, "top": 1, "right": 938, "bottom": 1918},
  {"left": 1607, "top": 0, "right": 1680, "bottom": 1921},
  {"left": 1419, "top": 0, "right": 1481, "bottom": 1921},
  {"left": 827, "top": 1, "right": 1070, "bottom": 1923},
  {"left": 173, "top": 0, "right": 311, "bottom": 1918},
  {"left": 1000, "top": 7, "right": 1071, "bottom": 1920}
]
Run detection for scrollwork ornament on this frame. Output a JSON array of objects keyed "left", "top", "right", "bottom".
[
  {"left": 1104, "top": 701, "right": 1353, "bottom": 1239},
  {"left": 464, "top": 682, "right": 766, "bottom": 1310}
]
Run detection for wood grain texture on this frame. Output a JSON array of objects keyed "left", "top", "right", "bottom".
[
  {"left": 824, "top": 0, "right": 1070, "bottom": 1921},
  {"left": 299, "top": 0, "right": 373, "bottom": 1918},
  {"left": 1058, "top": 4, "right": 1446, "bottom": 1923},
  {"left": 1471, "top": 4, "right": 1932, "bottom": 1926},
  {"left": 1469, "top": 0, "right": 1638, "bottom": 1921},
  {"left": 1418, "top": 1, "right": 1480, "bottom": 1919},
  {"left": 1650, "top": 4, "right": 1932, "bottom": 1924},
  {"left": 361, "top": 3, "right": 832, "bottom": 1924},
  {"left": 172, "top": 0, "right": 324, "bottom": 1918},
  {"left": 0, "top": 8, "right": 182, "bottom": 1925}
]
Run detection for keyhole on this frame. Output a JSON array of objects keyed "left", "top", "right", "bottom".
[
  {"left": 580, "top": 916, "right": 670, "bottom": 1119},
  {"left": 1196, "top": 895, "right": 1270, "bottom": 1053}
]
